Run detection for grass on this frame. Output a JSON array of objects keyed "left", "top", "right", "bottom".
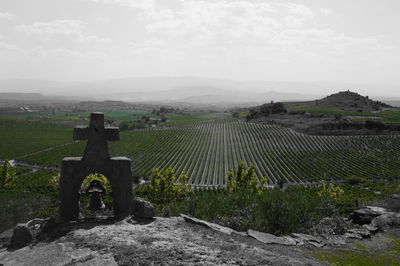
[{"left": 310, "top": 237, "right": 400, "bottom": 266}]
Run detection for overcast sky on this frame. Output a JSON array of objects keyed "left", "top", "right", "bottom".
[{"left": 0, "top": 0, "right": 399, "bottom": 90}]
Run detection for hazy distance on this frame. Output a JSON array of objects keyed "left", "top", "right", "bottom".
[{"left": 0, "top": 0, "right": 400, "bottom": 97}]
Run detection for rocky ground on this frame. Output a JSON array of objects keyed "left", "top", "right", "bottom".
[
  {"left": 0, "top": 216, "right": 323, "bottom": 266},
  {"left": 1, "top": 205, "right": 400, "bottom": 265}
]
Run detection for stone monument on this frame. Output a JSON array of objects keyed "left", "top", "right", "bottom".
[{"left": 59, "top": 112, "right": 132, "bottom": 220}]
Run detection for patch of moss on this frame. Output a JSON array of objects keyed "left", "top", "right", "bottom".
[{"left": 310, "top": 237, "right": 400, "bottom": 266}]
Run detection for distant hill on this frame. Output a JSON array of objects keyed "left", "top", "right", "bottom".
[
  {"left": 308, "top": 90, "right": 391, "bottom": 112},
  {"left": 1, "top": 77, "right": 398, "bottom": 106},
  {"left": 0, "top": 92, "right": 46, "bottom": 101}
]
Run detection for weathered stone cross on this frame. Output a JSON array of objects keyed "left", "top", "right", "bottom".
[
  {"left": 59, "top": 112, "right": 133, "bottom": 220},
  {"left": 73, "top": 112, "right": 119, "bottom": 161}
]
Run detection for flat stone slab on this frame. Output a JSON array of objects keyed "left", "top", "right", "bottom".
[
  {"left": 180, "top": 214, "right": 236, "bottom": 235},
  {"left": 247, "top": 229, "right": 297, "bottom": 246}
]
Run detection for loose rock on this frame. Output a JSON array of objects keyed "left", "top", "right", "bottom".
[
  {"left": 362, "top": 224, "right": 379, "bottom": 234},
  {"left": 131, "top": 197, "right": 156, "bottom": 218},
  {"left": 10, "top": 224, "right": 33, "bottom": 249}
]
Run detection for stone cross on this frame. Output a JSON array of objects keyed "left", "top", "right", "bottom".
[
  {"left": 59, "top": 112, "right": 133, "bottom": 220},
  {"left": 73, "top": 112, "right": 119, "bottom": 161}
]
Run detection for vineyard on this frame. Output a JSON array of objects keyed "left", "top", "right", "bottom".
[{"left": 20, "top": 118, "right": 400, "bottom": 187}]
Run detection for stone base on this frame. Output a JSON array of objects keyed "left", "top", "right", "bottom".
[{"left": 59, "top": 157, "right": 133, "bottom": 220}]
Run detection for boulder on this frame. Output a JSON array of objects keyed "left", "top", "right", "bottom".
[
  {"left": 131, "top": 197, "right": 156, "bottom": 218},
  {"left": 351, "top": 207, "right": 388, "bottom": 225},
  {"left": 8, "top": 218, "right": 53, "bottom": 249},
  {"left": 370, "top": 212, "right": 400, "bottom": 230},
  {"left": 10, "top": 224, "right": 33, "bottom": 249},
  {"left": 371, "top": 214, "right": 393, "bottom": 230}
]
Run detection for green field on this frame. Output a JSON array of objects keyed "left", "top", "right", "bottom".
[
  {"left": 288, "top": 106, "right": 400, "bottom": 124},
  {"left": 20, "top": 118, "right": 400, "bottom": 186},
  {"left": 0, "top": 118, "right": 73, "bottom": 159}
]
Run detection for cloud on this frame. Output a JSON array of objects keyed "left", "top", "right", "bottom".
[
  {"left": 87, "top": 0, "right": 155, "bottom": 9},
  {"left": 17, "top": 20, "right": 85, "bottom": 36},
  {"left": 0, "top": 41, "right": 20, "bottom": 51},
  {"left": 25, "top": 46, "right": 110, "bottom": 61},
  {"left": 16, "top": 20, "right": 111, "bottom": 44},
  {"left": 320, "top": 8, "right": 332, "bottom": 16},
  {"left": 0, "top": 12, "right": 14, "bottom": 20}
]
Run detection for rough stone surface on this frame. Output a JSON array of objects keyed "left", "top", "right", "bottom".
[
  {"left": 0, "top": 242, "right": 117, "bottom": 265},
  {"left": 312, "top": 217, "right": 353, "bottom": 237},
  {"left": 291, "top": 233, "right": 323, "bottom": 243},
  {"left": 131, "top": 197, "right": 156, "bottom": 218},
  {"left": 344, "top": 232, "right": 363, "bottom": 239},
  {"left": 59, "top": 113, "right": 133, "bottom": 220},
  {"left": 0, "top": 217, "right": 321, "bottom": 265},
  {"left": 324, "top": 236, "right": 347, "bottom": 247},
  {"left": 347, "top": 228, "right": 371, "bottom": 238}
]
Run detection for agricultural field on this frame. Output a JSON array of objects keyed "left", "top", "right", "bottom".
[
  {"left": 20, "top": 118, "right": 400, "bottom": 186},
  {"left": 287, "top": 106, "right": 400, "bottom": 124},
  {"left": 0, "top": 117, "right": 73, "bottom": 159}
]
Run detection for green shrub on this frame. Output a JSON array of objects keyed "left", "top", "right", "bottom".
[
  {"left": 0, "top": 160, "right": 15, "bottom": 189},
  {"left": 146, "top": 166, "right": 191, "bottom": 205},
  {"left": 179, "top": 187, "right": 326, "bottom": 235},
  {"left": 227, "top": 161, "right": 267, "bottom": 193}
]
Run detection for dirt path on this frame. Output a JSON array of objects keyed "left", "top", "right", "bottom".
[{"left": 12, "top": 141, "right": 75, "bottom": 161}]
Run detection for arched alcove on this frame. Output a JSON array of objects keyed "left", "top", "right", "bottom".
[{"left": 79, "top": 173, "right": 113, "bottom": 217}]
